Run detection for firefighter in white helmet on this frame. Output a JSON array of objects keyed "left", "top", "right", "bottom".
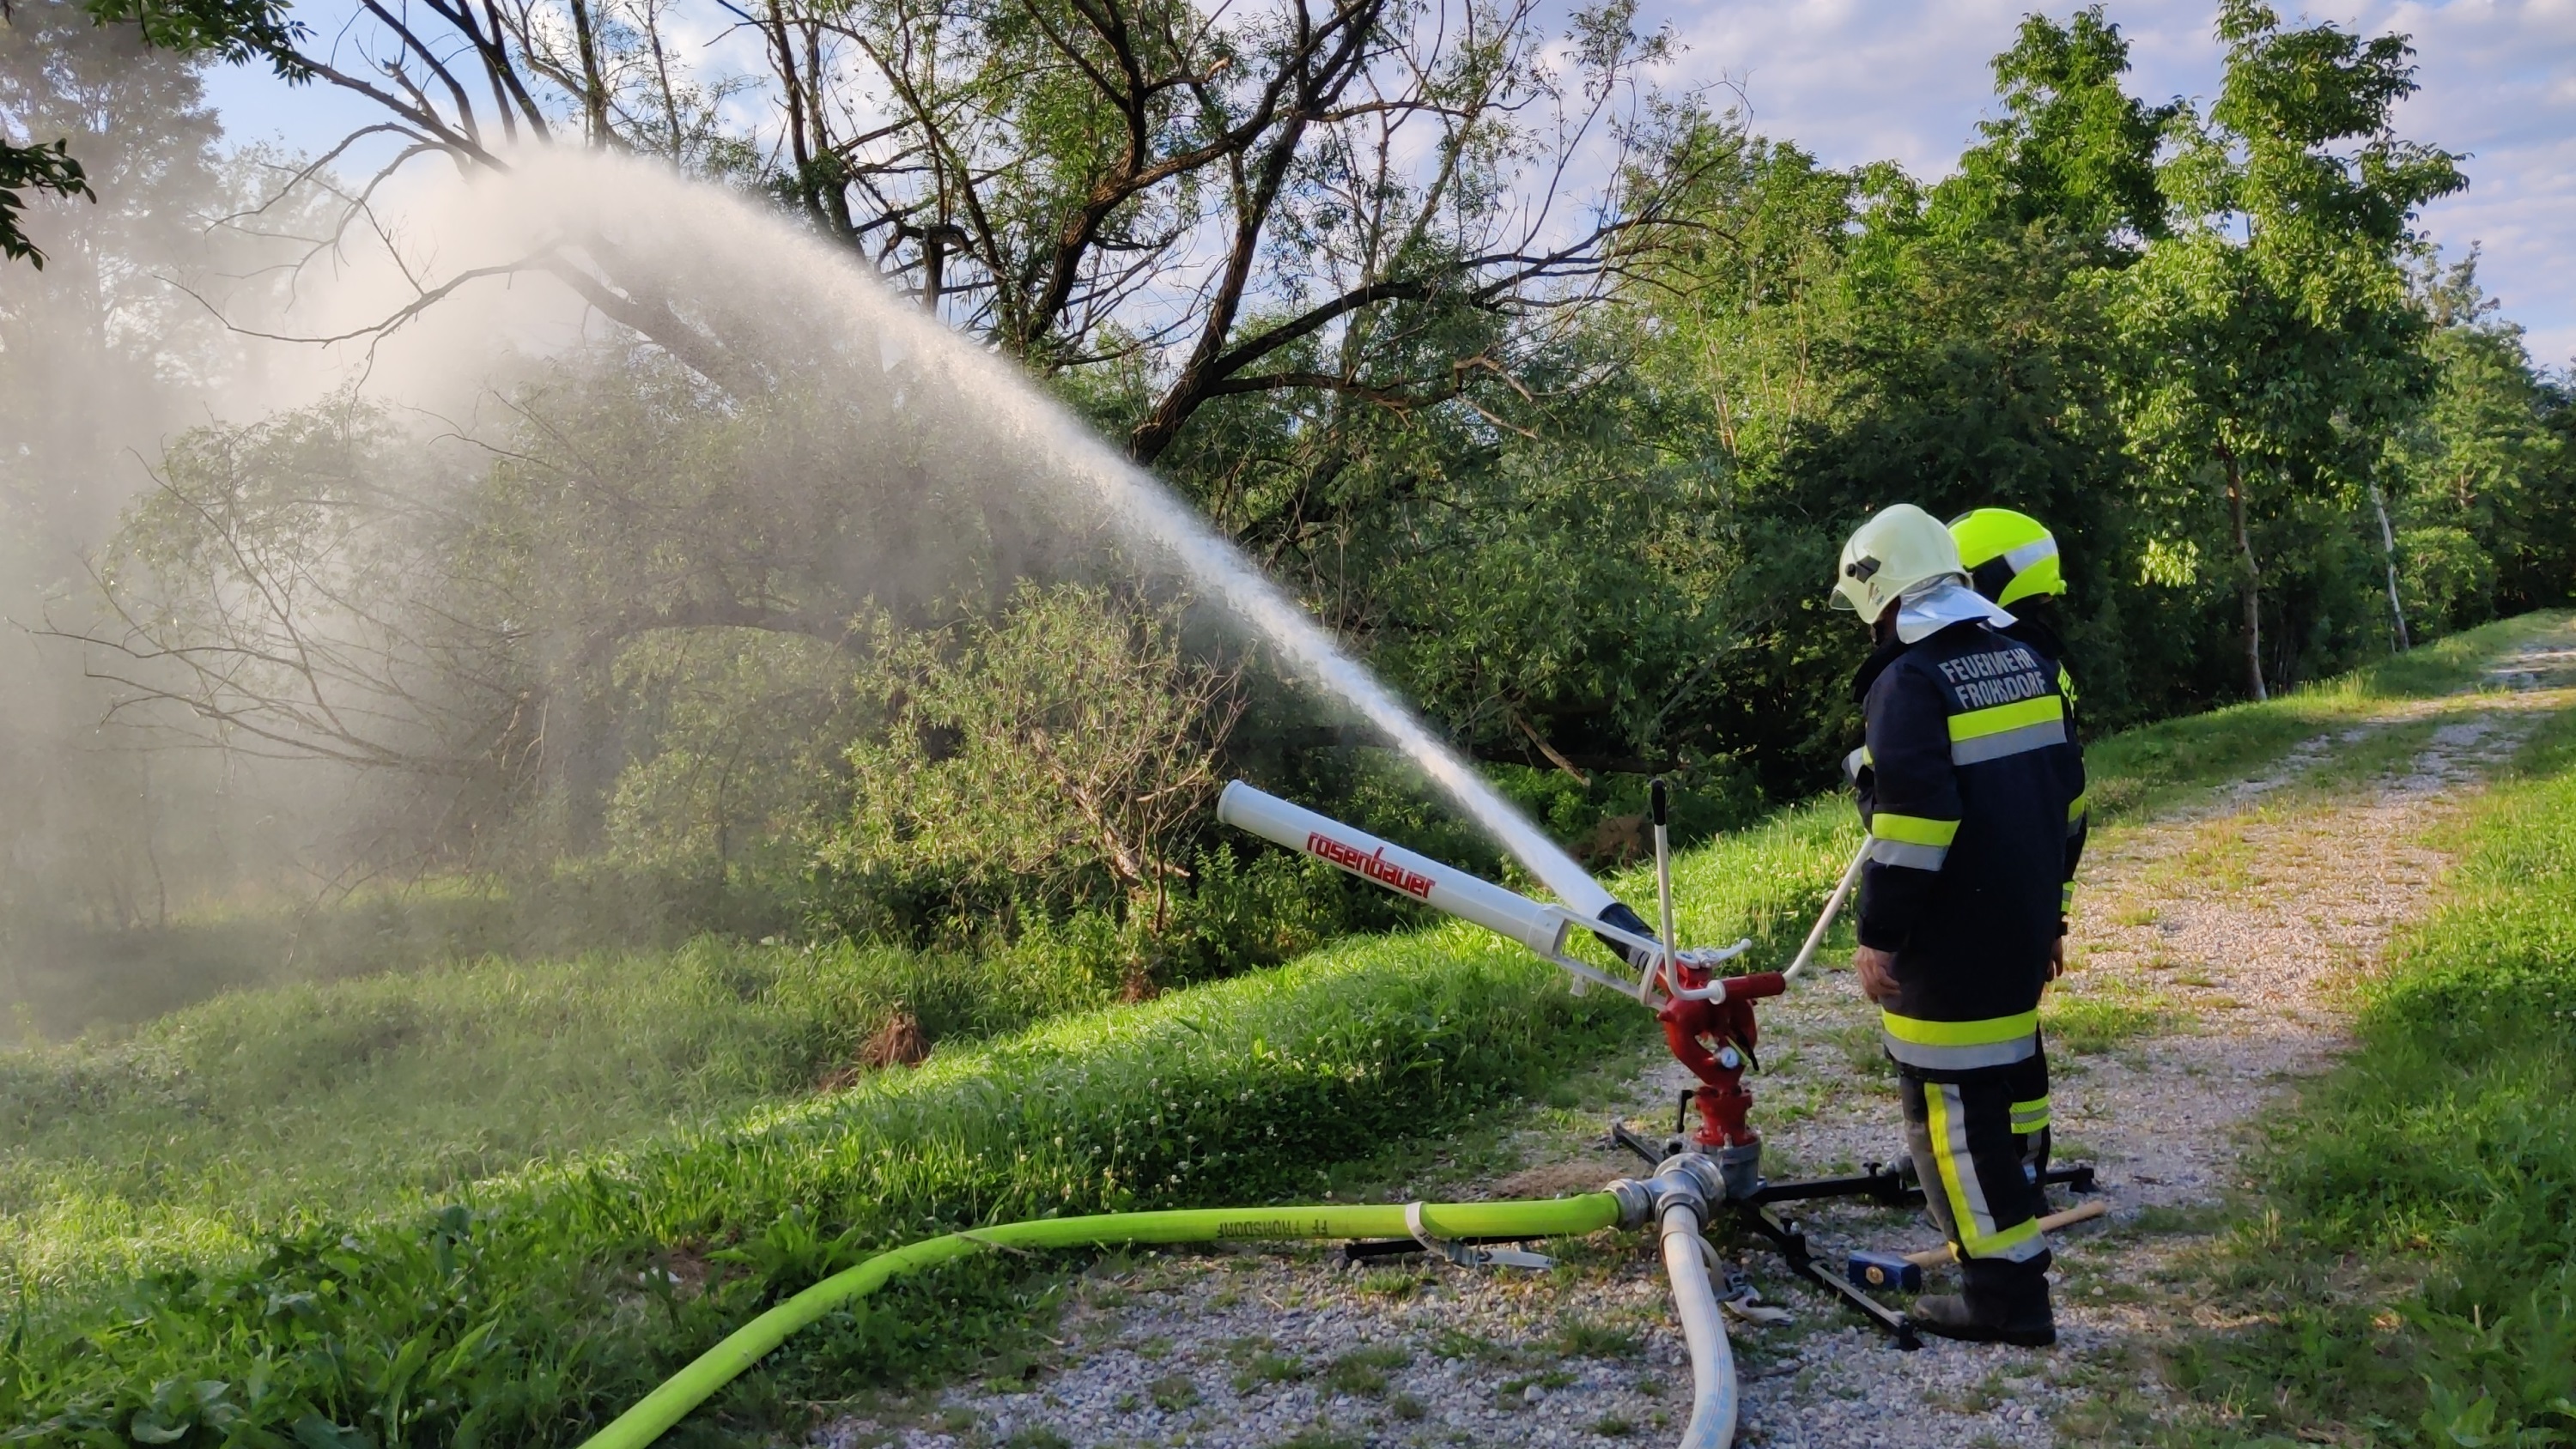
[{"left": 1834, "top": 503, "right": 2086, "bottom": 1345}]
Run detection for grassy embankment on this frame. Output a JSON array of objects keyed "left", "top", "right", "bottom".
[
  {"left": 0, "top": 612, "right": 2556, "bottom": 1445},
  {"left": 2154, "top": 705, "right": 2576, "bottom": 1446},
  {"left": 0, "top": 793, "right": 1874, "bottom": 1446}
]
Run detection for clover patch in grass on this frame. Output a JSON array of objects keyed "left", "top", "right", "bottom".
[
  {"left": 1353, "top": 1266, "right": 1431, "bottom": 1300},
  {"left": 1321, "top": 1344, "right": 1413, "bottom": 1397},
  {"left": 1225, "top": 1336, "right": 1309, "bottom": 1391},
  {"left": 1548, "top": 1317, "right": 1642, "bottom": 1360}
]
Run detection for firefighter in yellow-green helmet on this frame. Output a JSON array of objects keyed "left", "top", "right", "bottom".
[
  {"left": 1949, "top": 507, "right": 2074, "bottom": 704},
  {"left": 1947, "top": 507, "right": 2086, "bottom": 1227}
]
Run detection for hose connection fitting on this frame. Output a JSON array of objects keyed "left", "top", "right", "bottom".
[
  {"left": 1605, "top": 1175, "right": 1656, "bottom": 1228},
  {"left": 1716, "top": 1142, "right": 1763, "bottom": 1204},
  {"left": 1606, "top": 1152, "right": 1729, "bottom": 1231}
]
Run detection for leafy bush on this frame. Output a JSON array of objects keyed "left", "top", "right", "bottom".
[
  {"left": 605, "top": 627, "right": 856, "bottom": 886},
  {"left": 815, "top": 582, "right": 1242, "bottom": 956},
  {"left": 2397, "top": 523, "right": 2498, "bottom": 636}
]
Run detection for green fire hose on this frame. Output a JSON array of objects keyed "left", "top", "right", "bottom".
[{"left": 578, "top": 1193, "right": 1624, "bottom": 1449}]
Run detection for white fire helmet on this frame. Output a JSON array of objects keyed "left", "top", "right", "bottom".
[{"left": 1832, "top": 504, "right": 1967, "bottom": 621}]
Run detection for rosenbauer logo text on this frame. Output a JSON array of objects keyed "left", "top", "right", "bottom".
[{"left": 1305, "top": 832, "right": 1436, "bottom": 900}]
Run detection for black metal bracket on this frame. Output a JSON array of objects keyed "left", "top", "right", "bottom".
[
  {"left": 1612, "top": 1118, "right": 1688, "bottom": 1167},
  {"left": 1747, "top": 1163, "right": 1918, "bottom": 1209},
  {"left": 1605, "top": 1115, "right": 2099, "bottom": 1349},
  {"left": 2042, "top": 1162, "right": 2098, "bottom": 1194},
  {"left": 1737, "top": 1199, "right": 1921, "bottom": 1350},
  {"left": 1339, "top": 1235, "right": 1534, "bottom": 1266}
]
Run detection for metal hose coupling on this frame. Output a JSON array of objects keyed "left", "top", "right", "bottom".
[{"left": 1604, "top": 1152, "right": 1729, "bottom": 1230}]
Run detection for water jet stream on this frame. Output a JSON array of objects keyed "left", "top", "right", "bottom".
[{"left": 455, "top": 152, "right": 1615, "bottom": 918}]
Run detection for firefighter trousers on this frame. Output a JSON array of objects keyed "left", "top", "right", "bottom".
[
  {"left": 2008, "top": 1034, "right": 2051, "bottom": 1177},
  {"left": 1899, "top": 1059, "right": 2050, "bottom": 1263}
]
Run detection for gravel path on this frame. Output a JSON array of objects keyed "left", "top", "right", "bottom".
[{"left": 819, "top": 632, "right": 2576, "bottom": 1449}]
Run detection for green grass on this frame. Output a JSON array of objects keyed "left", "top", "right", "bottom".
[
  {"left": 1546, "top": 1318, "right": 1643, "bottom": 1360},
  {"left": 2158, "top": 709, "right": 2576, "bottom": 1446},
  {"left": 2039, "top": 994, "right": 2173, "bottom": 1055},
  {"left": 0, "top": 937, "right": 1641, "bottom": 1444},
  {"left": 0, "top": 798, "right": 1862, "bottom": 1447},
  {"left": 1318, "top": 1344, "right": 1412, "bottom": 1397},
  {"left": 0, "top": 794, "right": 1861, "bottom": 1296},
  {"left": 0, "top": 864, "right": 804, "bottom": 1040},
  {"left": 0, "top": 936, "right": 1114, "bottom": 1292}
]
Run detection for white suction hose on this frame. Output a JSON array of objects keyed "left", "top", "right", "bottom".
[
  {"left": 1660, "top": 1202, "right": 1739, "bottom": 1449},
  {"left": 1781, "top": 839, "right": 1869, "bottom": 981},
  {"left": 1609, "top": 1156, "right": 1740, "bottom": 1449}
]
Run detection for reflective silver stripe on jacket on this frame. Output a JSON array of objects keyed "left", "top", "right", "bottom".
[
  {"left": 1950, "top": 718, "right": 2068, "bottom": 766},
  {"left": 1879, "top": 1032, "right": 2040, "bottom": 1071},
  {"left": 1868, "top": 837, "right": 1948, "bottom": 870}
]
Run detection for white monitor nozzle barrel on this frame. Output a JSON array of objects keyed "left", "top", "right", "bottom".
[{"left": 1216, "top": 781, "right": 1573, "bottom": 961}]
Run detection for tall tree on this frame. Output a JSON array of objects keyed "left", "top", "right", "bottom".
[
  {"left": 2379, "top": 254, "right": 2576, "bottom": 631},
  {"left": 1929, "top": 5, "right": 2174, "bottom": 255},
  {"left": 134, "top": 0, "right": 1688, "bottom": 473},
  {"left": 2110, "top": 0, "right": 2463, "bottom": 700},
  {"left": 0, "top": 4, "right": 344, "bottom": 926},
  {"left": 0, "top": 0, "right": 301, "bottom": 264}
]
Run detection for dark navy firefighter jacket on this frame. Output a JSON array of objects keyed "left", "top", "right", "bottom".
[{"left": 1848, "top": 621, "right": 2087, "bottom": 1075}]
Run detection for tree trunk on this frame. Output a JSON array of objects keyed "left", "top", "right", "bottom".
[
  {"left": 2221, "top": 446, "right": 2267, "bottom": 701},
  {"left": 565, "top": 0, "right": 615, "bottom": 148},
  {"left": 2369, "top": 479, "right": 2411, "bottom": 652}
]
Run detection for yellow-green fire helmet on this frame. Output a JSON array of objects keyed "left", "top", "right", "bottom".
[{"left": 1947, "top": 507, "right": 2064, "bottom": 609}]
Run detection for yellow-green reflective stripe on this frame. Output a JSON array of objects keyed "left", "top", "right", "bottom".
[
  {"left": 1923, "top": 1084, "right": 1984, "bottom": 1252},
  {"left": 2061, "top": 882, "right": 2076, "bottom": 908},
  {"left": 1880, "top": 1009, "right": 2039, "bottom": 1047},
  {"left": 2010, "top": 1096, "right": 2050, "bottom": 1131},
  {"left": 2067, "top": 791, "right": 2089, "bottom": 822},
  {"left": 1971, "top": 1215, "right": 2043, "bottom": 1258},
  {"left": 1924, "top": 1087, "right": 2044, "bottom": 1260},
  {"left": 1948, "top": 694, "right": 2064, "bottom": 742},
  {"left": 1873, "top": 813, "right": 1960, "bottom": 847}
]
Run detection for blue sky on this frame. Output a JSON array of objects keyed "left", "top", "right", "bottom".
[{"left": 205, "top": 0, "right": 2576, "bottom": 364}]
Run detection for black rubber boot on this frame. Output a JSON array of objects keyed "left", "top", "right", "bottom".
[{"left": 1911, "top": 1251, "right": 2055, "bottom": 1347}]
